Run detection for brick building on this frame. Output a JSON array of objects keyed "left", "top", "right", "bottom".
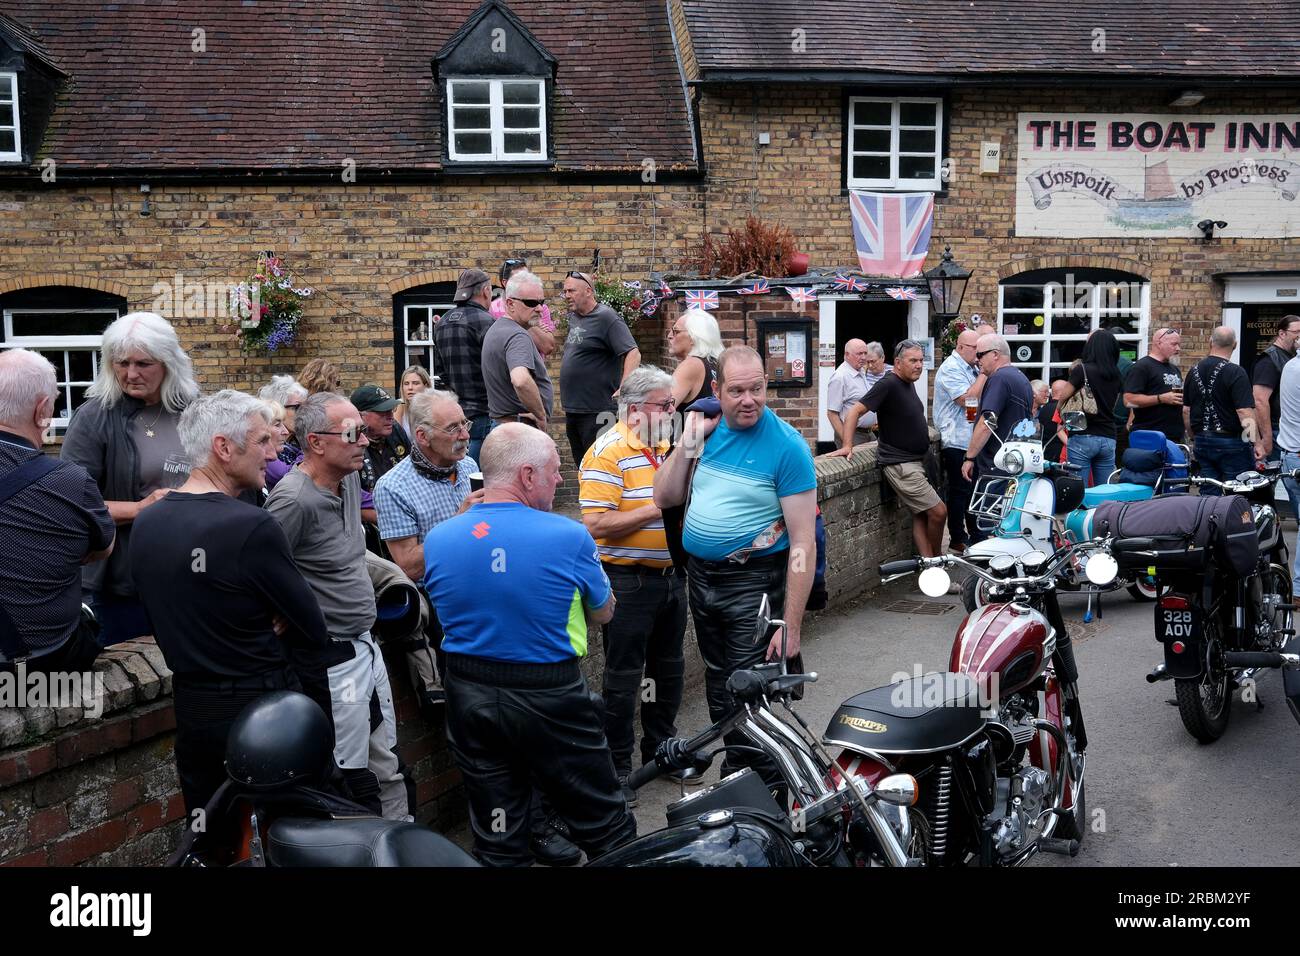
[{"left": 1, "top": 0, "right": 1298, "bottom": 465}]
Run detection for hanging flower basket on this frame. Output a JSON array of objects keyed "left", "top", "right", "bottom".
[{"left": 230, "top": 254, "right": 314, "bottom": 353}]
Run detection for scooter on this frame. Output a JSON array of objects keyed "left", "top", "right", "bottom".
[{"left": 962, "top": 411, "right": 1186, "bottom": 612}]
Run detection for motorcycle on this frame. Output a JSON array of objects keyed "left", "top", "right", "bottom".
[
  {"left": 173, "top": 619, "right": 923, "bottom": 868},
  {"left": 963, "top": 410, "right": 1186, "bottom": 611},
  {"left": 1108, "top": 467, "right": 1300, "bottom": 742},
  {"left": 856, "top": 538, "right": 1120, "bottom": 864}
]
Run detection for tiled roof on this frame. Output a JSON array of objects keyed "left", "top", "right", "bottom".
[
  {"left": 682, "top": 0, "right": 1300, "bottom": 79},
  {"left": 0, "top": 1, "right": 696, "bottom": 172},
  {"left": 0, "top": 12, "right": 63, "bottom": 74}
]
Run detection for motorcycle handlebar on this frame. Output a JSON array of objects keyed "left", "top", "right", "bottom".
[{"left": 879, "top": 559, "right": 921, "bottom": 577}]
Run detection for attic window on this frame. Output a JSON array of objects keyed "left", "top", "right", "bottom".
[
  {"left": 0, "top": 72, "right": 20, "bottom": 162},
  {"left": 446, "top": 78, "right": 546, "bottom": 162}
]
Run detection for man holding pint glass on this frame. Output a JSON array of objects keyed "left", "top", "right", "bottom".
[
  {"left": 373, "top": 390, "right": 485, "bottom": 699},
  {"left": 933, "top": 328, "right": 987, "bottom": 552}
]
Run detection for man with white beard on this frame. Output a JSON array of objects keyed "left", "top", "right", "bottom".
[{"left": 578, "top": 365, "right": 690, "bottom": 805}]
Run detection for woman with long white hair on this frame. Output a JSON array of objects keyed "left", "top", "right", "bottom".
[
  {"left": 61, "top": 311, "right": 200, "bottom": 644},
  {"left": 668, "top": 307, "right": 724, "bottom": 410}
]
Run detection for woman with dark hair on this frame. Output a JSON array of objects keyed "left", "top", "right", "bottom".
[{"left": 1056, "top": 327, "right": 1122, "bottom": 485}]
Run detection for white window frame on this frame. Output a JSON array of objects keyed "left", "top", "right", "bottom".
[
  {"left": 997, "top": 281, "right": 1149, "bottom": 384},
  {"left": 1, "top": 307, "right": 121, "bottom": 428},
  {"left": 446, "top": 78, "right": 547, "bottom": 163},
  {"left": 846, "top": 96, "right": 942, "bottom": 191},
  {"left": 401, "top": 301, "right": 454, "bottom": 387},
  {"left": 0, "top": 72, "right": 20, "bottom": 162}
]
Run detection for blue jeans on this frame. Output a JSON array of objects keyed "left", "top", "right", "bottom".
[
  {"left": 88, "top": 592, "right": 151, "bottom": 646},
  {"left": 1067, "top": 434, "right": 1117, "bottom": 486},
  {"left": 467, "top": 414, "right": 494, "bottom": 465},
  {"left": 1193, "top": 434, "right": 1255, "bottom": 495},
  {"left": 1280, "top": 450, "right": 1300, "bottom": 597}
]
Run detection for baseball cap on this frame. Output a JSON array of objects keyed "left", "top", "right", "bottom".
[
  {"left": 350, "top": 384, "right": 401, "bottom": 412},
  {"left": 454, "top": 268, "right": 492, "bottom": 303}
]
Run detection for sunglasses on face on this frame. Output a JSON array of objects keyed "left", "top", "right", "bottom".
[
  {"left": 284, "top": 403, "right": 302, "bottom": 411},
  {"left": 1155, "top": 329, "right": 1181, "bottom": 340},
  {"left": 509, "top": 297, "right": 545, "bottom": 308},
  {"left": 975, "top": 349, "right": 998, "bottom": 361},
  {"left": 566, "top": 271, "right": 595, "bottom": 291}
]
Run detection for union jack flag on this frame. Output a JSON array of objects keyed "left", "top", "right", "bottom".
[
  {"left": 849, "top": 190, "right": 935, "bottom": 278},
  {"left": 783, "top": 287, "right": 818, "bottom": 304},
  {"left": 684, "top": 289, "right": 719, "bottom": 310},
  {"left": 737, "top": 277, "right": 770, "bottom": 295},
  {"left": 640, "top": 292, "right": 660, "bottom": 315},
  {"left": 658, "top": 280, "right": 675, "bottom": 298},
  {"left": 832, "top": 273, "right": 868, "bottom": 292},
  {"left": 885, "top": 287, "right": 920, "bottom": 301}
]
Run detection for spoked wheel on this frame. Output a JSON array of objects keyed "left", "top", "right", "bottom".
[
  {"left": 905, "top": 806, "right": 933, "bottom": 864},
  {"left": 1259, "top": 564, "right": 1294, "bottom": 645},
  {"left": 1126, "top": 574, "right": 1163, "bottom": 602},
  {"left": 1174, "top": 620, "right": 1231, "bottom": 743}
]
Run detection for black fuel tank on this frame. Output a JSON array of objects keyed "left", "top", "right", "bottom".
[{"left": 587, "top": 814, "right": 801, "bottom": 868}]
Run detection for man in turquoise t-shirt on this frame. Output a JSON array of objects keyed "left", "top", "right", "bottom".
[
  {"left": 654, "top": 346, "right": 817, "bottom": 781},
  {"left": 424, "top": 423, "right": 634, "bottom": 866}
]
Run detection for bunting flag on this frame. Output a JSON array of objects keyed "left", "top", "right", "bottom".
[
  {"left": 737, "top": 277, "right": 770, "bottom": 295},
  {"left": 849, "top": 190, "right": 935, "bottom": 278},
  {"left": 784, "top": 287, "right": 818, "bottom": 304},
  {"left": 639, "top": 291, "right": 661, "bottom": 315},
  {"left": 622, "top": 280, "right": 643, "bottom": 290},
  {"left": 684, "top": 289, "right": 719, "bottom": 310},
  {"left": 832, "top": 273, "right": 868, "bottom": 292},
  {"left": 885, "top": 287, "right": 920, "bottom": 301},
  {"left": 658, "top": 280, "right": 675, "bottom": 298}
]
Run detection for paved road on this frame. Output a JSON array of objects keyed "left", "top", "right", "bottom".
[{"left": 631, "top": 582, "right": 1300, "bottom": 867}]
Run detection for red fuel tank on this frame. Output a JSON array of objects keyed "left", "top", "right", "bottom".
[{"left": 949, "top": 602, "right": 1055, "bottom": 698}]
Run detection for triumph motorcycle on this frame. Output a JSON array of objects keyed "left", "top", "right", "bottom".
[{"left": 854, "top": 539, "right": 1120, "bottom": 864}]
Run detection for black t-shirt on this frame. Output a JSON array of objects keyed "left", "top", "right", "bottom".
[
  {"left": 1124, "top": 356, "right": 1185, "bottom": 440},
  {"left": 129, "top": 492, "right": 331, "bottom": 679},
  {"left": 1068, "top": 362, "right": 1119, "bottom": 438},
  {"left": 1183, "top": 356, "right": 1254, "bottom": 438},
  {"left": 858, "top": 372, "right": 929, "bottom": 465},
  {"left": 1037, "top": 400, "right": 1064, "bottom": 462},
  {"left": 976, "top": 365, "right": 1034, "bottom": 472},
  {"left": 1251, "top": 345, "right": 1292, "bottom": 428}
]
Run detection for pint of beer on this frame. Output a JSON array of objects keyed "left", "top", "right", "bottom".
[{"left": 965, "top": 399, "right": 979, "bottom": 423}]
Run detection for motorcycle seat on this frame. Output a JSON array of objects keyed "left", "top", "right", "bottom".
[
  {"left": 266, "top": 817, "right": 481, "bottom": 867},
  {"left": 823, "top": 672, "right": 986, "bottom": 756},
  {"left": 1082, "top": 482, "right": 1152, "bottom": 507}
]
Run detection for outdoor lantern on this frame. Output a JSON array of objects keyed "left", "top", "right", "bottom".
[{"left": 923, "top": 244, "right": 972, "bottom": 320}]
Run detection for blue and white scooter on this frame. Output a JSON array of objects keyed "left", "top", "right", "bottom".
[{"left": 961, "top": 411, "right": 1187, "bottom": 612}]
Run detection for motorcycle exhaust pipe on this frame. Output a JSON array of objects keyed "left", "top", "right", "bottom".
[
  {"left": 1224, "top": 651, "right": 1300, "bottom": 670},
  {"left": 1146, "top": 663, "right": 1171, "bottom": 683}
]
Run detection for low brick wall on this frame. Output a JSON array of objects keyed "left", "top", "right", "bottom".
[{"left": 0, "top": 439, "right": 932, "bottom": 866}]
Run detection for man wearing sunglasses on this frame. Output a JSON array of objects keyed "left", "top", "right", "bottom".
[
  {"left": 266, "top": 392, "right": 413, "bottom": 821},
  {"left": 961, "top": 333, "right": 1034, "bottom": 483},
  {"left": 561, "top": 270, "right": 641, "bottom": 466},
  {"left": 482, "top": 269, "right": 554, "bottom": 432}
]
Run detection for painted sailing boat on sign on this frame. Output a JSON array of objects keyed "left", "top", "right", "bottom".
[{"left": 1111, "top": 159, "right": 1195, "bottom": 228}]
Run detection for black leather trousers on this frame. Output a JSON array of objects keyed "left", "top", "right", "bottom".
[
  {"left": 686, "top": 554, "right": 788, "bottom": 785},
  {"left": 444, "top": 654, "right": 637, "bottom": 867}
]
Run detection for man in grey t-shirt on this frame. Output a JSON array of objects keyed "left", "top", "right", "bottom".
[
  {"left": 266, "top": 392, "right": 412, "bottom": 820},
  {"left": 482, "top": 269, "right": 554, "bottom": 430},
  {"left": 560, "top": 270, "right": 641, "bottom": 465}
]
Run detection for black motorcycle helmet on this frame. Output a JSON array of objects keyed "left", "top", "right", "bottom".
[{"left": 225, "top": 690, "right": 334, "bottom": 790}]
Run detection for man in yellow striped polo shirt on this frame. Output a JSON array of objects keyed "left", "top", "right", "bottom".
[{"left": 579, "top": 365, "right": 689, "bottom": 806}]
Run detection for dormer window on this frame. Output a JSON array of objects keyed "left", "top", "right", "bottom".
[
  {"left": 434, "top": 1, "right": 556, "bottom": 167},
  {"left": 447, "top": 78, "right": 546, "bottom": 162},
  {"left": 0, "top": 72, "right": 20, "bottom": 161}
]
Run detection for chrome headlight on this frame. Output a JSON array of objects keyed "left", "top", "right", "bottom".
[{"left": 1002, "top": 450, "right": 1024, "bottom": 475}]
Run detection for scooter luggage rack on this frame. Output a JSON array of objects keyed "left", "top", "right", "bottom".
[{"left": 968, "top": 474, "right": 1018, "bottom": 533}]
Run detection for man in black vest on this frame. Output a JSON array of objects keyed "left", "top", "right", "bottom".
[{"left": 0, "top": 349, "right": 114, "bottom": 675}]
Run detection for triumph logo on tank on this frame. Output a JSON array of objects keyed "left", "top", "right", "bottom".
[{"left": 1016, "top": 113, "right": 1300, "bottom": 237}]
